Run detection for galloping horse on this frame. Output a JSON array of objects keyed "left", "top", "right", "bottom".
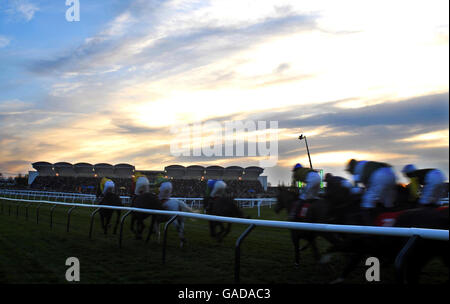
[
  {"left": 98, "top": 192, "right": 123, "bottom": 235},
  {"left": 146, "top": 198, "right": 193, "bottom": 248},
  {"left": 130, "top": 192, "right": 164, "bottom": 240},
  {"left": 205, "top": 196, "right": 247, "bottom": 242},
  {"left": 275, "top": 186, "right": 357, "bottom": 267}
]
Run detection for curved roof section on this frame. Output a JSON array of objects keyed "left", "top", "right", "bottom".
[
  {"left": 54, "top": 162, "right": 73, "bottom": 168},
  {"left": 32, "top": 161, "right": 52, "bottom": 167},
  {"left": 244, "top": 166, "right": 264, "bottom": 173},
  {"left": 94, "top": 163, "right": 113, "bottom": 168},
  {"left": 114, "top": 163, "right": 134, "bottom": 169},
  {"left": 165, "top": 165, "right": 185, "bottom": 170},
  {"left": 74, "top": 162, "right": 93, "bottom": 167},
  {"left": 225, "top": 166, "right": 244, "bottom": 171}
]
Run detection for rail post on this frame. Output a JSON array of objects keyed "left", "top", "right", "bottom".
[
  {"left": 234, "top": 224, "right": 256, "bottom": 283},
  {"left": 395, "top": 235, "right": 420, "bottom": 284},
  {"left": 89, "top": 207, "right": 101, "bottom": 239},
  {"left": 25, "top": 203, "right": 31, "bottom": 220},
  {"left": 36, "top": 203, "right": 43, "bottom": 224},
  {"left": 162, "top": 215, "right": 178, "bottom": 265},
  {"left": 66, "top": 206, "right": 77, "bottom": 232},
  {"left": 119, "top": 210, "right": 133, "bottom": 248},
  {"left": 50, "top": 204, "right": 57, "bottom": 229},
  {"left": 16, "top": 202, "right": 20, "bottom": 218}
]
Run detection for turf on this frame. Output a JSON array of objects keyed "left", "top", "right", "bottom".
[{"left": 0, "top": 199, "right": 447, "bottom": 284}]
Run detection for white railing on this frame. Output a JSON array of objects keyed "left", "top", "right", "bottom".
[
  {"left": 0, "top": 189, "right": 277, "bottom": 217},
  {"left": 0, "top": 196, "right": 448, "bottom": 241}
]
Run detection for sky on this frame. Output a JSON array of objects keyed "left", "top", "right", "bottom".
[{"left": 0, "top": 0, "right": 448, "bottom": 185}]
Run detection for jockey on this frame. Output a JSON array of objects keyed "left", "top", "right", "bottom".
[
  {"left": 324, "top": 173, "right": 353, "bottom": 202},
  {"left": 204, "top": 179, "right": 227, "bottom": 212},
  {"left": 401, "top": 164, "right": 446, "bottom": 206},
  {"left": 134, "top": 176, "right": 150, "bottom": 195},
  {"left": 291, "top": 163, "right": 321, "bottom": 201},
  {"left": 150, "top": 173, "right": 170, "bottom": 195},
  {"left": 346, "top": 159, "right": 397, "bottom": 225},
  {"left": 103, "top": 180, "right": 115, "bottom": 195},
  {"left": 96, "top": 177, "right": 114, "bottom": 199}
]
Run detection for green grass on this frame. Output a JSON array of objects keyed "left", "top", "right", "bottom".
[{"left": 0, "top": 199, "right": 447, "bottom": 284}]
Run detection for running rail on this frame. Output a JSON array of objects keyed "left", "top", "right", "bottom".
[{"left": 0, "top": 196, "right": 448, "bottom": 241}]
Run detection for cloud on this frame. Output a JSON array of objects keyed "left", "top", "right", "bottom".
[
  {"left": 4, "top": 0, "right": 39, "bottom": 22},
  {"left": 0, "top": 36, "right": 11, "bottom": 48}
]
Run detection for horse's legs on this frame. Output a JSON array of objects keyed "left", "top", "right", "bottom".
[
  {"left": 104, "top": 214, "right": 112, "bottom": 235},
  {"left": 173, "top": 219, "right": 186, "bottom": 248},
  {"left": 146, "top": 216, "right": 156, "bottom": 243},
  {"left": 222, "top": 223, "right": 231, "bottom": 239},
  {"left": 217, "top": 223, "right": 226, "bottom": 242}
]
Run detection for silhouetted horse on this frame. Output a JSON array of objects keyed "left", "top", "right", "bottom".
[
  {"left": 275, "top": 186, "right": 358, "bottom": 267},
  {"left": 314, "top": 182, "right": 448, "bottom": 284},
  {"left": 98, "top": 192, "right": 123, "bottom": 235},
  {"left": 130, "top": 192, "right": 164, "bottom": 240},
  {"left": 205, "top": 196, "right": 246, "bottom": 242},
  {"left": 275, "top": 183, "right": 424, "bottom": 270},
  {"left": 146, "top": 199, "right": 193, "bottom": 247}
]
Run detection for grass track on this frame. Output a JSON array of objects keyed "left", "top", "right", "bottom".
[{"left": 0, "top": 199, "right": 447, "bottom": 284}]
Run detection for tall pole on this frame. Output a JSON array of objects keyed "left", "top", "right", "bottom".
[
  {"left": 299, "top": 134, "right": 313, "bottom": 170},
  {"left": 304, "top": 136, "right": 313, "bottom": 170}
]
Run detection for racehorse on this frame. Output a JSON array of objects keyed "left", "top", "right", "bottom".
[
  {"left": 146, "top": 198, "right": 193, "bottom": 248},
  {"left": 313, "top": 182, "right": 449, "bottom": 284},
  {"left": 275, "top": 186, "right": 357, "bottom": 267},
  {"left": 98, "top": 192, "right": 123, "bottom": 235},
  {"left": 205, "top": 196, "right": 247, "bottom": 242},
  {"left": 130, "top": 192, "right": 164, "bottom": 240}
]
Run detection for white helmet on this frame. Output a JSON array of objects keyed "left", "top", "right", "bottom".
[
  {"left": 158, "top": 181, "right": 173, "bottom": 200},
  {"left": 402, "top": 164, "right": 417, "bottom": 175}
]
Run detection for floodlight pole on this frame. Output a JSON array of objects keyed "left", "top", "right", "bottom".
[{"left": 299, "top": 134, "right": 313, "bottom": 169}]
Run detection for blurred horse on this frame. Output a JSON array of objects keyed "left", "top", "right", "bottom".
[
  {"left": 205, "top": 196, "right": 247, "bottom": 242},
  {"left": 275, "top": 186, "right": 356, "bottom": 267},
  {"left": 98, "top": 192, "right": 123, "bottom": 235},
  {"left": 130, "top": 192, "right": 164, "bottom": 240},
  {"left": 146, "top": 198, "right": 193, "bottom": 248}
]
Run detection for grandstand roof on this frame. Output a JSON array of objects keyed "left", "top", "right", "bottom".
[
  {"left": 205, "top": 166, "right": 224, "bottom": 179},
  {"left": 113, "top": 163, "right": 134, "bottom": 177},
  {"left": 186, "top": 165, "right": 205, "bottom": 179},
  {"left": 32, "top": 161, "right": 55, "bottom": 176},
  {"left": 223, "top": 166, "right": 244, "bottom": 179},
  {"left": 54, "top": 162, "right": 76, "bottom": 176},
  {"left": 243, "top": 166, "right": 264, "bottom": 180},
  {"left": 74, "top": 163, "right": 94, "bottom": 177},
  {"left": 94, "top": 163, "right": 113, "bottom": 168}
]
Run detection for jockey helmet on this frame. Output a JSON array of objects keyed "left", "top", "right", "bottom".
[
  {"left": 292, "top": 163, "right": 302, "bottom": 171},
  {"left": 402, "top": 164, "right": 417, "bottom": 175}
]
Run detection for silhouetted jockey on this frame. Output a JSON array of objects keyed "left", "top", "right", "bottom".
[
  {"left": 346, "top": 159, "right": 397, "bottom": 225},
  {"left": 402, "top": 164, "right": 446, "bottom": 206},
  {"left": 96, "top": 177, "right": 114, "bottom": 201},
  {"left": 204, "top": 179, "right": 227, "bottom": 213},
  {"left": 291, "top": 163, "right": 321, "bottom": 201},
  {"left": 324, "top": 173, "right": 353, "bottom": 204}
]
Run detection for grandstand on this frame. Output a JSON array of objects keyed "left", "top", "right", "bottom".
[{"left": 26, "top": 162, "right": 269, "bottom": 197}]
